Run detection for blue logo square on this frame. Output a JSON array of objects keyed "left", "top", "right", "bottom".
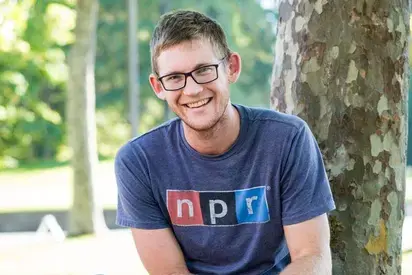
[{"left": 235, "top": 186, "right": 270, "bottom": 224}]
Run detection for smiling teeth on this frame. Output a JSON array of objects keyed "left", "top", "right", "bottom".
[{"left": 187, "top": 99, "right": 209, "bottom": 108}]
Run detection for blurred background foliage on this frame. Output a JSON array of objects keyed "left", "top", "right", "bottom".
[{"left": 0, "top": 0, "right": 277, "bottom": 169}]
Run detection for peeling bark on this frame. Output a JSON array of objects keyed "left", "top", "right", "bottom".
[
  {"left": 271, "top": 0, "right": 408, "bottom": 274},
  {"left": 67, "top": 0, "right": 106, "bottom": 236}
]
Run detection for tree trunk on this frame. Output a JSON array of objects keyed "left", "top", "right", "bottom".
[
  {"left": 128, "top": 0, "right": 140, "bottom": 137},
  {"left": 271, "top": 1, "right": 408, "bottom": 274},
  {"left": 67, "top": 0, "right": 106, "bottom": 236},
  {"left": 160, "top": 0, "right": 171, "bottom": 122}
]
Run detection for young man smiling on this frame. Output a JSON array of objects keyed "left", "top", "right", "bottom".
[{"left": 115, "top": 10, "right": 335, "bottom": 275}]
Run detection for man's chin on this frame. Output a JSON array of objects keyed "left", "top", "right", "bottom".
[{"left": 182, "top": 119, "right": 219, "bottom": 132}]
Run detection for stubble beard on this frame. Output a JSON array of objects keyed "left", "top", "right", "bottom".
[{"left": 182, "top": 99, "right": 230, "bottom": 138}]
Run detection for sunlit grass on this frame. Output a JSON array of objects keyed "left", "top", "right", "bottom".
[
  {"left": 407, "top": 181, "right": 412, "bottom": 204},
  {"left": 0, "top": 160, "right": 117, "bottom": 212}
]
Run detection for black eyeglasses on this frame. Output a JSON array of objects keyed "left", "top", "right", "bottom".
[{"left": 157, "top": 57, "right": 226, "bottom": 91}]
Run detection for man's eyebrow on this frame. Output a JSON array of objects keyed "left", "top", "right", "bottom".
[
  {"left": 162, "top": 62, "right": 214, "bottom": 76},
  {"left": 193, "top": 62, "right": 212, "bottom": 70}
]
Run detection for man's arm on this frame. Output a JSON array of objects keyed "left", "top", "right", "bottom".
[
  {"left": 131, "top": 227, "right": 192, "bottom": 275},
  {"left": 280, "top": 214, "right": 332, "bottom": 275}
]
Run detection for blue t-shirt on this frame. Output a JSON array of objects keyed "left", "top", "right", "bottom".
[{"left": 115, "top": 104, "right": 335, "bottom": 274}]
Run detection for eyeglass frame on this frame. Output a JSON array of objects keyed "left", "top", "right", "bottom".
[{"left": 157, "top": 56, "right": 227, "bottom": 91}]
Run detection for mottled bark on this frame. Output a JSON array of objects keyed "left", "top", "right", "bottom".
[
  {"left": 67, "top": 0, "right": 106, "bottom": 236},
  {"left": 271, "top": 0, "right": 408, "bottom": 274}
]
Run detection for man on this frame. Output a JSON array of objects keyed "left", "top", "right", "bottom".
[{"left": 115, "top": 9, "right": 335, "bottom": 275}]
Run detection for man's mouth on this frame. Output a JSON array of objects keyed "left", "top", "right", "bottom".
[{"left": 185, "top": 98, "right": 212, "bottom": 109}]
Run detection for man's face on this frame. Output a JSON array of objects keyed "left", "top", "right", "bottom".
[{"left": 150, "top": 39, "right": 240, "bottom": 131}]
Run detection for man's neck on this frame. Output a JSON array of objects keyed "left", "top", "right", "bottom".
[{"left": 183, "top": 104, "right": 240, "bottom": 156}]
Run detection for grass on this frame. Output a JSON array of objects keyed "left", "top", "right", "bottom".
[
  {"left": 407, "top": 179, "right": 412, "bottom": 205},
  {"left": 406, "top": 167, "right": 412, "bottom": 204},
  {"left": 0, "top": 156, "right": 113, "bottom": 173},
  {"left": 0, "top": 160, "right": 70, "bottom": 173},
  {"left": 0, "top": 160, "right": 117, "bottom": 213}
]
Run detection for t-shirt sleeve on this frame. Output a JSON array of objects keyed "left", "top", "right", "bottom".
[
  {"left": 280, "top": 122, "right": 335, "bottom": 225},
  {"left": 114, "top": 142, "right": 169, "bottom": 229}
]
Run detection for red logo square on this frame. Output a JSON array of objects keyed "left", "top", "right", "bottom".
[{"left": 167, "top": 190, "right": 204, "bottom": 226}]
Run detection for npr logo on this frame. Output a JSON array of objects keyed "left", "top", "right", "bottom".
[{"left": 167, "top": 186, "right": 270, "bottom": 226}]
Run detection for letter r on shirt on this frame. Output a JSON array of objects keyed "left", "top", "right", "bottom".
[{"left": 235, "top": 187, "right": 270, "bottom": 223}]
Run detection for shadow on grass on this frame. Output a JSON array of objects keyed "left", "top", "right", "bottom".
[
  {"left": 0, "top": 160, "right": 69, "bottom": 173},
  {"left": 0, "top": 156, "right": 113, "bottom": 173}
]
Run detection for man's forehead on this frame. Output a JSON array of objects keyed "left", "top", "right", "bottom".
[{"left": 156, "top": 39, "right": 219, "bottom": 75}]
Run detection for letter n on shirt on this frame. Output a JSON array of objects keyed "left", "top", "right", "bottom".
[{"left": 167, "top": 190, "right": 204, "bottom": 225}]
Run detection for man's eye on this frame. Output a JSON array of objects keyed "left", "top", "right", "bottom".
[
  {"left": 165, "top": 75, "right": 183, "bottom": 82},
  {"left": 196, "top": 67, "right": 213, "bottom": 74}
]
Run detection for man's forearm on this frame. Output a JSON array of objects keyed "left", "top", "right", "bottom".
[{"left": 280, "top": 254, "right": 331, "bottom": 275}]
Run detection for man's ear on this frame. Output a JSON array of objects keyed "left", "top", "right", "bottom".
[
  {"left": 227, "top": 52, "right": 241, "bottom": 84},
  {"left": 149, "top": 74, "right": 166, "bottom": 100}
]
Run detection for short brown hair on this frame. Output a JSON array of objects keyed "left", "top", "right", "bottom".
[{"left": 150, "top": 10, "right": 232, "bottom": 74}]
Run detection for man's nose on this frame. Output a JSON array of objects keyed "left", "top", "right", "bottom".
[{"left": 183, "top": 75, "right": 203, "bottom": 96}]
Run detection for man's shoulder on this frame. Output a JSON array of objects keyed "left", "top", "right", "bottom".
[
  {"left": 135, "top": 117, "right": 180, "bottom": 144},
  {"left": 238, "top": 104, "right": 307, "bottom": 132},
  {"left": 115, "top": 118, "right": 180, "bottom": 160}
]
